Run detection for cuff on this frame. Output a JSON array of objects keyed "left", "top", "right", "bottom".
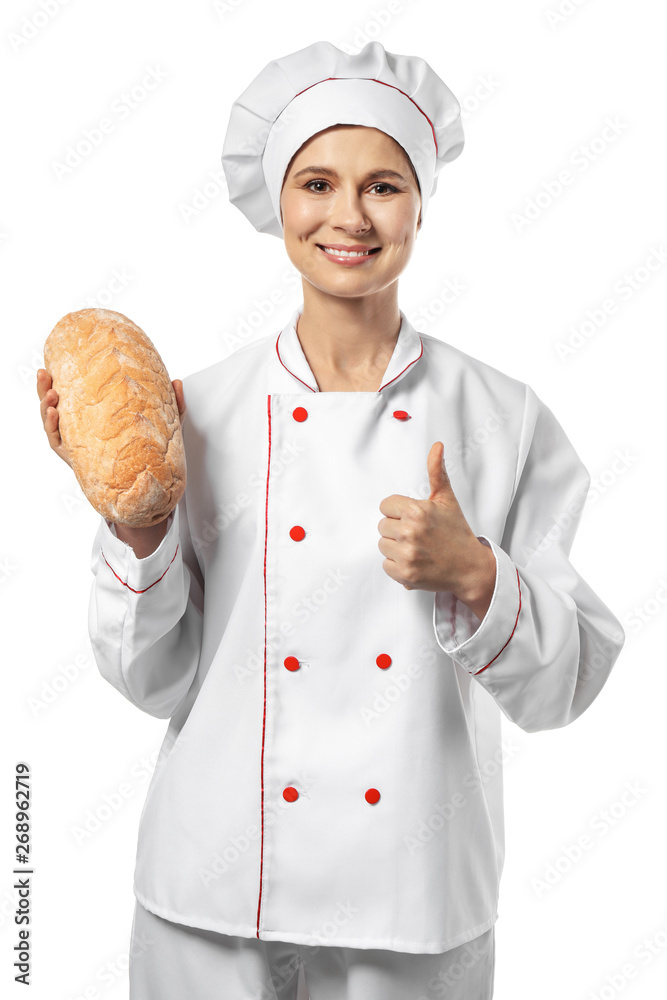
[
  {"left": 432, "top": 534, "right": 522, "bottom": 676},
  {"left": 98, "top": 507, "right": 180, "bottom": 595}
]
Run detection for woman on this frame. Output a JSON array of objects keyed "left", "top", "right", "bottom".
[{"left": 37, "top": 40, "right": 624, "bottom": 1000}]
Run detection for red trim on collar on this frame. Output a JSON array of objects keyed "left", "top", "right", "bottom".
[
  {"left": 275, "top": 330, "right": 424, "bottom": 394},
  {"left": 275, "top": 334, "right": 317, "bottom": 392},
  {"left": 378, "top": 337, "right": 424, "bottom": 392}
]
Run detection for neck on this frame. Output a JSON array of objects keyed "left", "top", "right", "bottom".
[{"left": 295, "top": 282, "right": 401, "bottom": 376}]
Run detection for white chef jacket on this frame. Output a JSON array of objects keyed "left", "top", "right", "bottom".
[{"left": 88, "top": 304, "right": 625, "bottom": 955}]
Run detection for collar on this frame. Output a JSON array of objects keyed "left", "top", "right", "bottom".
[{"left": 275, "top": 305, "right": 424, "bottom": 393}]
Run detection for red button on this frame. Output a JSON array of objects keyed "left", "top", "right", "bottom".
[
  {"left": 283, "top": 786, "right": 299, "bottom": 802},
  {"left": 376, "top": 653, "right": 392, "bottom": 670},
  {"left": 293, "top": 407, "right": 308, "bottom": 421},
  {"left": 289, "top": 525, "right": 306, "bottom": 541},
  {"left": 284, "top": 656, "right": 300, "bottom": 671},
  {"left": 393, "top": 410, "right": 409, "bottom": 420},
  {"left": 365, "top": 788, "right": 381, "bottom": 804}
]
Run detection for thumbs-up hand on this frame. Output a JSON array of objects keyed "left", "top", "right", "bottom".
[{"left": 377, "top": 441, "right": 496, "bottom": 616}]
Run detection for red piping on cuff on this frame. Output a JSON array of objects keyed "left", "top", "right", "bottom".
[
  {"left": 100, "top": 544, "right": 179, "bottom": 594},
  {"left": 472, "top": 567, "right": 522, "bottom": 675}
]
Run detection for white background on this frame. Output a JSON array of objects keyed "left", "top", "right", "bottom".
[{"left": 2, "top": 0, "right": 666, "bottom": 997}]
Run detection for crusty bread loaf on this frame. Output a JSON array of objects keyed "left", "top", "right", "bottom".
[{"left": 44, "top": 308, "right": 186, "bottom": 527}]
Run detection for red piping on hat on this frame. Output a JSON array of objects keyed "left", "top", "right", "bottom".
[{"left": 291, "top": 77, "right": 438, "bottom": 155}]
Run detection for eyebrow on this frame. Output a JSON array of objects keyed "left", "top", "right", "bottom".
[{"left": 292, "top": 165, "right": 408, "bottom": 183}]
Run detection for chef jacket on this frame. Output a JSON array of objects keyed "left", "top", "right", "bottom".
[{"left": 88, "top": 303, "right": 625, "bottom": 955}]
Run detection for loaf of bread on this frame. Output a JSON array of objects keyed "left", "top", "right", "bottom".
[{"left": 43, "top": 308, "right": 186, "bottom": 527}]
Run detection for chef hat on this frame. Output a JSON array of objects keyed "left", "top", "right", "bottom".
[{"left": 221, "top": 39, "right": 464, "bottom": 238}]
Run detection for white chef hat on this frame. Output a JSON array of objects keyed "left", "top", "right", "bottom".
[{"left": 221, "top": 39, "right": 465, "bottom": 239}]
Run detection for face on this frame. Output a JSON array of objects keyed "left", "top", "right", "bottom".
[{"left": 279, "top": 125, "right": 422, "bottom": 299}]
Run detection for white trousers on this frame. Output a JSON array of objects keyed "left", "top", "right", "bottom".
[{"left": 129, "top": 899, "right": 495, "bottom": 999}]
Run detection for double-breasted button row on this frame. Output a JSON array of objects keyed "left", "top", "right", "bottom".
[
  {"left": 280, "top": 650, "right": 387, "bottom": 803},
  {"left": 282, "top": 785, "right": 381, "bottom": 804},
  {"left": 284, "top": 404, "right": 393, "bottom": 807},
  {"left": 291, "top": 406, "right": 410, "bottom": 422},
  {"left": 288, "top": 407, "right": 409, "bottom": 542},
  {"left": 282, "top": 653, "right": 392, "bottom": 671}
]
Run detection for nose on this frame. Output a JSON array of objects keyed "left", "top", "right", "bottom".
[{"left": 329, "top": 185, "right": 371, "bottom": 233}]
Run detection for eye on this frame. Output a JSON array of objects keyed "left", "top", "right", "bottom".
[{"left": 303, "top": 180, "right": 399, "bottom": 194}]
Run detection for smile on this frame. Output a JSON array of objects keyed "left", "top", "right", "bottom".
[{"left": 316, "top": 244, "right": 382, "bottom": 264}]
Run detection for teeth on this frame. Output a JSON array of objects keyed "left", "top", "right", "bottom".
[{"left": 321, "top": 246, "right": 374, "bottom": 257}]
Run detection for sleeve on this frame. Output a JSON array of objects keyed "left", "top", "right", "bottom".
[
  {"left": 432, "top": 383, "right": 625, "bottom": 733},
  {"left": 87, "top": 490, "right": 204, "bottom": 719}
]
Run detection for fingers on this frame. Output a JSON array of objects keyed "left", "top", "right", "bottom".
[
  {"left": 37, "top": 369, "right": 56, "bottom": 427},
  {"left": 44, "top": 404, "right": 70, "bottom": 466},
  {"left": 36, "top": 368, "right": 73, "bottom": 468},
  {"left": 377, "top": 515, "right": 399, "bottom": 541},
  {"left": 172, "top": 378, "right": 187, "bottom": 425},
  {"left": 36, "top": 368, "right": 52, "bottom": 402},
  {"left": 172, "top": 378, "right": 185, "bottom": 412},
  {"left": 37, "top": 370, "right": 60, "bottom": 441}
]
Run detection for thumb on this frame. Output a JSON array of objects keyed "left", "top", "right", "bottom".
[
  {"left": 172, "top": 379, "right": 187, "bottom": 425},
  {"left": 427, "top": 441, "right": 453, "bottom": 501}
]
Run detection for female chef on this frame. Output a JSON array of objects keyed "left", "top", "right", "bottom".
[{"left": 37, "top": 39, "right": 625, "bottom": 1000}]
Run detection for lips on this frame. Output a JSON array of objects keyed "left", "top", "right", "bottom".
[
  {"left": 316, "top": 244, "right": 381, "bottom": 257},
  {"left": 317, "top": 243, "right": 380, "bottom": 252}
]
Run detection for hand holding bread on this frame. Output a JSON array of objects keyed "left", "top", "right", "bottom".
[
  {"left": 37, "top": 371, "right": 186, "bottom": 471},
  {"left": 39, "top": 308, "right": 187, "bottom": 527}
]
